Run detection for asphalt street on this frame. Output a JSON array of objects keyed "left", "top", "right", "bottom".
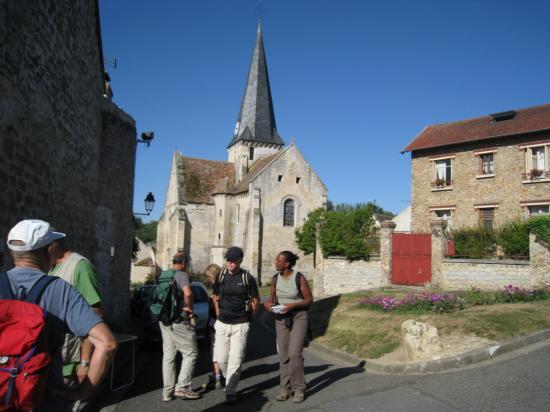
[{"left": 98, "top": 310, "right": 550, "bottom": 412}]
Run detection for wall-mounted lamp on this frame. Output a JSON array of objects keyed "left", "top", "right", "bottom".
[
  {"left": 134, "top": 192, "right": 156, "bottom": 216},
  {"left": 137, "top": 131, "right": 154, "bottom": 147}
]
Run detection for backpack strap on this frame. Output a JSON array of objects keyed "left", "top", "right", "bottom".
[
  {"left": 242, "top": 270, "right": 251, "bottom": 299},
  {"left": 295, "top": 272, "right": 304, "bottom": 299},
  {"left": 25, "top": 275, "right": 57, "bottom": 304},
  {"left": 271, "top": 273, "right": 279, "bottom": 304},
  {"left": 0, "top": 271, "right": 14, "bottom": 300}
]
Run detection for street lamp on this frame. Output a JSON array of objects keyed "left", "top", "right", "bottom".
[{"left": 134, "top": 192, "right": 156, "bottom": 216}]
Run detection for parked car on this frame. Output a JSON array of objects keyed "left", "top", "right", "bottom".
[
  {"left": 143, "top": 281, "right": 211, "bottom": 342},
  {"left": 130, "top": 284, "right": 155, "bottom": 317}
]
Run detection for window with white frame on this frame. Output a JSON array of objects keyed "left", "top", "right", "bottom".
[
  {"left": 480, "top": 153, "right": 494, "bottom": 175},
  {"left": 523, "top": 144, "right": 549, "bottom": 180},
  {"left": 434, "top": 209, "right": 452, "bottom": 229},
  {"left": 433, "top": 158, "right": 452, "bottom": 187}
]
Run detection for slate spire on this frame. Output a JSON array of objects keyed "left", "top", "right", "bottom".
[{"left": 228, "top": 20, "right": 284, "bottom": 148}]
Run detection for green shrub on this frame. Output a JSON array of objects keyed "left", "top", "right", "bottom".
[
  {"left": 296, "top": 202, "right": 383, "bottom": 260},
  {"left": 528, "top": 215, "right": 550, "bottom": 243},
  {"left": 496, "top": 220, "right": 529, "bottom": 258},
  {"left": 451, "top": 226, "right": 496, "bottom": 258}
]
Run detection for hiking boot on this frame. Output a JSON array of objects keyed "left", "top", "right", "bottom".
[
  {"left": 175, "top": 388, "right": 201, "bottom": 400},
  {"left": 162, "top": 394, "right": 175, "bottom": 402},
  {"left": 225, "top": 394, "right": 237, "bottom": 405},
  {"left": 276, "top": 387, "right": 289, "bottom": 401},
  {"left": 202, "top": 375, "right": 216, "bottom": 391},
  {"left": 292, "top": 389, "right": 305, "bottom": 403}
]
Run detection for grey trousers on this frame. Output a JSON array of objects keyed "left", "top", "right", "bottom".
[
  {"left": 159, "top": 321, "right": 198, "bottom": 398},
  {"left": 275, "top": 310, "right": 308, "bottom": 391}
]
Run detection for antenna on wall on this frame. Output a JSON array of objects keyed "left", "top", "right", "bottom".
[{"left": 104, "top": 57, "right": 117, "bottom": 69}]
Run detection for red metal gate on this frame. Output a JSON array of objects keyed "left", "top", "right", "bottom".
[{"left": 391, "top": 233, "right": 432, "bottom": 285}]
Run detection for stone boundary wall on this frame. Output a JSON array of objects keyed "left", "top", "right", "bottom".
[
  {"left": 313, "top": 220, "right": 550, "bottom": 296},
  {"left": 319, "top": 256, "right": 387, "bottom": 296},
  {"left": 440, "top": 259, "right": 532, "bottom": 290}
]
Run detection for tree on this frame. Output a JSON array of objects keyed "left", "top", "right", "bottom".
[
  {"left": 295, "top": 201, "right": 386, "bottom": 260},
  {"left": 134, "top": 217, "right": 158, "bottom": 244}
]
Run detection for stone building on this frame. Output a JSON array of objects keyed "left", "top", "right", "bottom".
[
  {"left": 0, "top": 0, "right": 137, "bottom": 327},
  {"left": 403, "top": 104, "right": 550, "bottom": 232},
  {"left": 157, "top": 22, "right": 328, "bottom": 281}
]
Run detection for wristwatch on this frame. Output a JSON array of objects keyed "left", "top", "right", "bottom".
[{"left": 79, "top": 360, "right": 90, "bottom": 368}]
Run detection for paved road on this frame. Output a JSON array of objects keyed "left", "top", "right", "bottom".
[{"left": 99, "top": 310, "right": 550, "bottom": 411}]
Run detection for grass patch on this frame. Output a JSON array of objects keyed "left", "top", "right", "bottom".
[{"left": 310, "top": 290, "right": 550, "bottom": 360}]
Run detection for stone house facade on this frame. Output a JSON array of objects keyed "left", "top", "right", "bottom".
[
  {"left": 403, "top": 104, "right": 550, "bottom": 232},
  {"left": 157, "top": 22, "right": 328, "bottom": 282},
  {"left": 0, "top": 0, "right": 137, "bottom": 327}
]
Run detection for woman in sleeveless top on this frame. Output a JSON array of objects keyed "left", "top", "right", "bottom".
[{"left": 264, "top": 251, "right": 313, "bottom": 403}]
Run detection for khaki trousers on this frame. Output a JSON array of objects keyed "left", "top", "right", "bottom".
[
  {"left": 159, "top": 322, "right": 198, "bottom": 398},
  {"left": 213, "top": 320, "right": 250, "bottom": 395},
  {"left": 275, "top": 310, "right": 308, "bottom": 391}
]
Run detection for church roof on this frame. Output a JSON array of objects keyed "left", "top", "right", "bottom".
[
  {"left": 179, "top": 156, "right": 235, "bottom": 204},
  {"left": 227, "top": 20, "right": 284, "bottom": 148}
]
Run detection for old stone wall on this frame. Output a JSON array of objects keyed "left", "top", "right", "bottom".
[
  {"left": 317, "top": 256, "right": 387, "bottom": 296},
  {"left": 440, "top": 259, "right": 532, "bottom": 290},
  {"left": 96, "top": 101, "right": 136, "bottom": 324},
  {"left": 253, "top": 145, "right": 327, "bottom": 282},
  {"left": 0, "top": 0, "right": 136, "bottom": 328},
  {"left": 410, "top": 132, "right": 550, "bottom": 232}
]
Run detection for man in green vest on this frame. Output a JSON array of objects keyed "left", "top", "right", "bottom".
[{"left": 49, "top": 237, "right": 102, "bottom": 411}]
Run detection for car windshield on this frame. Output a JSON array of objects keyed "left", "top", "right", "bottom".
[{"left": 192, "top": 285, "right": 209, "bottom": 303}]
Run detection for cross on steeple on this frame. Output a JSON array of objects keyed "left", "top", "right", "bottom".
[{"left": 255, "top": 0, "right": 265, "bottom": 19}]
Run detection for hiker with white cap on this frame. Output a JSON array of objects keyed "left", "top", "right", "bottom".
[{"left": 0, "top": 219, "right": 117, "bottom": 411}]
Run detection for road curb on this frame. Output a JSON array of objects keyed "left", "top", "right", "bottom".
[{"left": 307, "top": 329, "right": 550, "bottom": 374}]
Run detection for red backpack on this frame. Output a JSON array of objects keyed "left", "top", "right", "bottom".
[{"left": 0, "top": 272, "right": 57, "bottom": 411}]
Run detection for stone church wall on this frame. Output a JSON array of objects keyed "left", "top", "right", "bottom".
[
  {"left": 184, "top": 204, "right": 214, "bottom": 273},
  {"left": 253, "top": 147, "right": 327, "bottom": 282},
  {"left": 0, "top": 0, "right": 136, "bottom": 328}
]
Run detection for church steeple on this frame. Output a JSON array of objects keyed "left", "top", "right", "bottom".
[{"left": 227, "top": 20, "right": 284, "bottom": 148}]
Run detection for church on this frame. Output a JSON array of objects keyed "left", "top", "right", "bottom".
[{"left": 156, "top": 21, "right": 328, "bottom": 282}]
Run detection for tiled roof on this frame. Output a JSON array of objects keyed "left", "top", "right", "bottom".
[
  {"left": 181, "top": 156, "right": 235, "bottom": 204},
  {"left": 403, "top": 103, "right": 550, "bottom": 153}
]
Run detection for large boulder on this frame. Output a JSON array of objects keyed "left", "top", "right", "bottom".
[{"left": 401, "top": 319, "right": 443, "bottom": 361}]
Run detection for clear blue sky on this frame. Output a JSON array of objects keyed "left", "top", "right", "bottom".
[{"left": 99, "top": 0, "right": 550, "bottom": 222}]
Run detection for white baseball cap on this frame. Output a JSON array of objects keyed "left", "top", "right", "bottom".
[{"left": 7, "top": 219, "right": 66, "bottom": 251}]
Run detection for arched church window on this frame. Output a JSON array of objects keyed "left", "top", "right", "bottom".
[{"left": 283, "top": 199, "right": 295, "bottom": 227}]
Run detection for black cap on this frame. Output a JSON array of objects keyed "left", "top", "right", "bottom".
[{"left": 225, "top": 246, "right": 244, "bottom": 261}]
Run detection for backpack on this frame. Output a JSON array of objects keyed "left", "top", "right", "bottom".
[
  {"left": 0, "top": 271, "right": 57, "bottom": 411},
  {"left": 149, "top": 270, "right": 184, "bottom": 326}
]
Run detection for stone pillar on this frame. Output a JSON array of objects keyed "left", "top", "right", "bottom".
[
  {"left": 430, "top": 219, "right": 447, "bottom": 288},
  {"left": 312, "top": 222, "right": 324, "bottom": 297},
  {"left": 248, "top": 187, "right": 262, "bottom": 283},
  {"left": 380, "top": 220, "right": 396, "bottom": 285},
  {"left": 530, "top": 233, "right": 550, "bottom": 288}
]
